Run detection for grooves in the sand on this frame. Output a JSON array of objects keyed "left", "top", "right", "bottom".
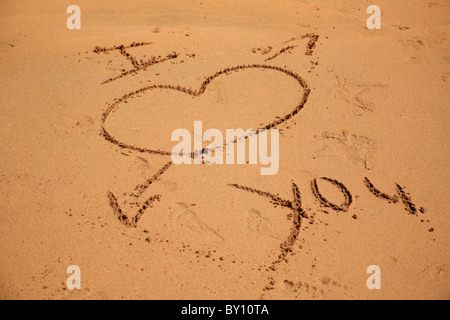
[
  {"left": 100, "top": 64, "right": 310, "bottom": 157},
  {"left": 101, "top": 64, "right": 310, "bottom": 244},
  {"left": 228, "top": 181, "right": 307, "bottom": 293},
  {"left": 94, "top": 38, "right": 430, "bottom": 297},
  {"left": 311, "top": 177, "right": 353, "bottom": 212},
  {"left": 264, "top": 33, "right": 319, "bottom": 61},
  {"left": 93, "top": 42, "right": 178, "bottom": 84},
  {"left": 229, "top": 175, "right": 429, "bottom": 294}
]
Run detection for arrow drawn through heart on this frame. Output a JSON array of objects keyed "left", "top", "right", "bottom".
[{"left": 100, "top": 64, "right": 311, "bottom": 228}]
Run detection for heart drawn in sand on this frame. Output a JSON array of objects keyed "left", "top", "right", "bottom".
[{"left": 101, "top": 64, "right": 311, "bottom": 156}]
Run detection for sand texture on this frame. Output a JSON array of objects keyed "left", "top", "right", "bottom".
[{"left": 0, "top": 0, "right": 449, "bottom": 299}]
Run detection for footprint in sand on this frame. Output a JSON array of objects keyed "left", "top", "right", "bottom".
[
  {"left": 126, "top": 156, "right": 154, "bottom": 179},
  {"left": 328, "top": 70, "right": 385, "bottom": 116},
  {"left": 174, "top": 202, "right": 224, "bottom": 242},
  {"left": 313, "top": 130, "right": 375, "bottom": 170},
  {"left": 246, "top": 209, "right": 270, "bottom": 236}
]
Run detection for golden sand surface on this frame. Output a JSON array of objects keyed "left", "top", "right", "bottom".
[{"left": 0, "top": 0, "right": 448, "bottom": 299}]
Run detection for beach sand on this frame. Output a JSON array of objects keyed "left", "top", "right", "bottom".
[{"left": 0, "top": 0, "right": 448, "bottom": 299}]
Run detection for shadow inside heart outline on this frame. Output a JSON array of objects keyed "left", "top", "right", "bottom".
[{"left": 101, "top": 64, "right": 311, "bottom": 158}]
